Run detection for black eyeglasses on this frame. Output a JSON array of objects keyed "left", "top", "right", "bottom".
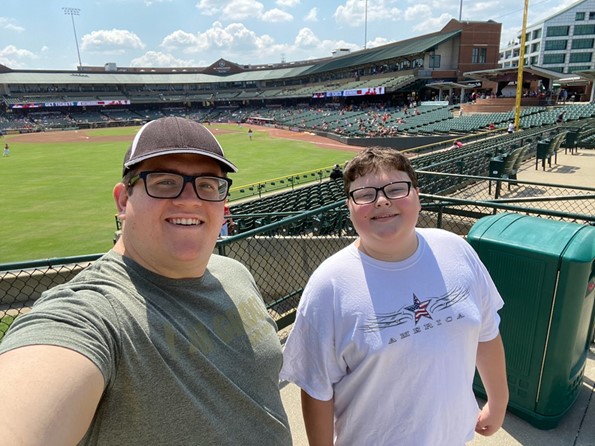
[
  {"left": 128, "top": 171, "right": 232, "bottom": 201},
  {"left": 349, "top": 181, "right": 412, "bottom": 205}
]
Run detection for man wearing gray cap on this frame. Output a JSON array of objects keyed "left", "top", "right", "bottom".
[{"left": 0, "top": 117, "right": 292, "bottom": 445}]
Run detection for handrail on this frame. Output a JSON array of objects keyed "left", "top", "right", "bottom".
[{"left": 228, "top": 166, "right": 335, "bottom": 201}]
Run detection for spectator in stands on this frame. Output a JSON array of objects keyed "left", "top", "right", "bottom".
[
  {"left": 556, "top": 111, "right": 566, "bottom": 124},
  {"left": 507, "top": 121, "right": 515, "bottom": 133},
  {"left": 0, "top": 116, "right": 291, "bottom": 445},
  {"left": 3, "top": 143, "right": 9, "bottom": 157},
  {"left": 281, "top": 147, "right": 508, "bottom": 445},
  {"left": 449, "top": 140, "right": 464, "bottom": 150},
  {"left": 330, "top": 163, "right": 343, "bottom": 180},
  {"left": 488, "top": 122, "right": 496, "bottom": 131},
  {"left": 220, "top": 203, "right": 235, "bottom": 237}
]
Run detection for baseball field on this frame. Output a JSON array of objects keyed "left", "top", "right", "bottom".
[{"left": 0, "top": 123, "right": 358, "bottom": 264}]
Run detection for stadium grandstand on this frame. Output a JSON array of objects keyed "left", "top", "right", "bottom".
[{"left": 1, "top": 17, "right": 593, "bottom": 145}]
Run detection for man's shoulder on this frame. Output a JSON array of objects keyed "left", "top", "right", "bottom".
[{"left": 208, "top": 254, "right": 250, "bottom": 275}]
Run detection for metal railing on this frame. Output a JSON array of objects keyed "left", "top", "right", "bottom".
[
  {"left": 228, "top": 165, "right": 337, "bottom": 202},
  {"left": 1, "top": 173, "right": 593, "bottom": 340}
]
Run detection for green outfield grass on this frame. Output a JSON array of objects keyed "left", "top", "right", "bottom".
[{"left": 0, "top": 124, "right": 353, "bottom": 264}]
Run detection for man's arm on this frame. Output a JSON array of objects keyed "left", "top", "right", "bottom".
[
  {"left": 301, "top": 389, "right": 334, "bottom": 446},
  {"left": 475, "top": 333, "right": 509, "bottom": 436},
  {"left": 0, "top": 345, "right": 105, "bottom": 446}
]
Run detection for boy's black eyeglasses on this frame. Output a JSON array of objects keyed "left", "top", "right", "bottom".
[
  {"left": 128, "top": 171, "right": 232, "bottom": 202},
  {"left": 349, "top": 181, "right": 412, "bottom": 205}
]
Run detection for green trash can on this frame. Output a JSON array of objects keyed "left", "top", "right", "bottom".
[{"left": 467, "top": 213, "right": 595, "bottom": 429}]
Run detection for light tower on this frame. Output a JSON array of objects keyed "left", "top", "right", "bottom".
[
  {"left": 62, "top": 7, "right": 83, "bottom": 70},
  {"left": 364, "top": 0, "right": 368, "bottom": 49}
]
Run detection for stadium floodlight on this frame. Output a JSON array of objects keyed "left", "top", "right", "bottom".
[
  {"left": 364, "top": 0, "right": 368, "bottom": 50},
  {"left": 63, "top": 7, "right": 83, "bottom": 70}
]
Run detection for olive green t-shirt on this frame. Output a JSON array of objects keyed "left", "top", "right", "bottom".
[{"left": 0, "top": 251, "right": 291, "bottom": 445}]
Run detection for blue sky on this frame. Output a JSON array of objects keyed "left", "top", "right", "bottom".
[{"left": 0, "top": 0, "right": 579, "bottom": 70}]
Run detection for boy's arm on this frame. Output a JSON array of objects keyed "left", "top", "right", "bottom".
[
  {"left": 301, "top": 389, "right": 334, "bottom": 446},
  {"left": 475, "top": 333, "right": 509, "bottom": 436},
  {"left": 0, "top": 345, "right": 105, "bottom": 446}
]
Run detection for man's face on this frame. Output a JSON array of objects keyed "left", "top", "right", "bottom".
[
  {"left": 114, "top": 153, "right": 226, "bottom": 278},
  {"left": 347, "top": 168, "right": 421, "bottom": 262}
]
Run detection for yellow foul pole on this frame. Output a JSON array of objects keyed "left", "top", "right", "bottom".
[{"left": 514, "top": 0, "right": 530, "bottom": 130}]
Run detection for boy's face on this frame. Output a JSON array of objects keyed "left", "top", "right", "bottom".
[{"left": 347, "top": 168, "right": 421, "bottom": 262}]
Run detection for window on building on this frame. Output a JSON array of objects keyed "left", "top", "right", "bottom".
[
  {"left": 574, "top": 24, "right": 595, "bottom": 35},
  {"left": 545, "top": 66, "right": 565, "bottom": 73},
  {"left": 513, "top": 48, "right": 520, "bottom": 57},
  {"left": 590, "top": 12, "right": 595, "bottom": 20},
  {"left": 531, "top": 42, "right": 540, "bottom": 52},
  {"left": 568, "top": 65, "right": 591, "bottom": 73},
  {"left": 472, "top": 47, "right": 487, "bottom": 64},
  {"left": 532, "top": 29, "right": 542, "bottom": 39},
  {"left": 530, "top": 56, "right": 539, "bottom": 64},
  {"left": 542, "top": 53, "right": 566, "bottom": 64},
  {"left": 569, "top": 52, "right": 593, "bottom": 63},
  {"left": 576, "top": 12, "right": 586, "bottom": 21},
  {"left": 546, "top": 26, "right": 570, "bottom": 36},
  {"left": 544, "top": 40, "right": 568, "bottom": 51},
  {"left": 429, "top": 55, "right": 441, "bottom": 68},
  {"left": 572, "top": 38, "right": 594, "bottom": 49}
]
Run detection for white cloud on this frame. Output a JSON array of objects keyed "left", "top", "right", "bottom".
[
  {"left": 404, "top": 5, "right": 432, "bottom": 22},
  {"left": 161, "top": 21, "right": 276, "bottom": 56},
  {"left": 143, "top": 0, "right": 174, "bottom": 6},
  {"left": 411, "top": 13, "right": 452, "bottom": 34},
  {"left": 196, "top": 0, "right": 295, "bottom": 22},
  {"left": 162, "top": 30, "right": 203, "bottom": 49},
  {"left": 276, "top": 0, "right": 300, "bottom": 7},
  {"left": 81, "top": 29, "right": 145, "bottom": 53},
  {"left": 334, "top": 0, "right": 402, "bottom": 27},
  {"left": 0, "top": 17, "right": 25, "bottom": 32},
  {"left": 0, "top": 44, "right": 36, "bottom": 68},
  {"left": 294, "top": 28, "right": 320, "bottom": 49},
  {"left": 221, "top": 0, "right": 265, "bottom": 20},
  {"left": 366, "top": 37, "right": 391, "bottom": 49},
  {"left": 262, "top": 8, "right": 293, "bottom": 23},
  {"left": 130, "top": 51, "right": 193, "bottom": 67},
  {"left": 196, "top": 0, "right": 222, "bottom": 16},
  {"left": 305, "top": 7, "right": 318, "bottom": 22},
  {"left": 293, "top": 28, "right": 358, "bottom": 58}
]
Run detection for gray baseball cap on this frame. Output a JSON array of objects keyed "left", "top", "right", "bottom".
[{"left": 122, "top": 116, "right": 238, "bottom": 176}]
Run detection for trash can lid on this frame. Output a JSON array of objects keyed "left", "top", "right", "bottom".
[{"left": 468, "top": 213, "right": 590, "bottom": 260}]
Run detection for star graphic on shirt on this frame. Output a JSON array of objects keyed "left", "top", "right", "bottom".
[{"left": 405, "top": 294, "right": 432, "bottom": 324}]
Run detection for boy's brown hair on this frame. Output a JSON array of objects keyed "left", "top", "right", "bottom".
[{"left": 342, "top": 147, "right": 418, "bottom": 197}]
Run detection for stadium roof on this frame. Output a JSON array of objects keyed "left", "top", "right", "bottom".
[
  {"left": 0, "top": 29, "right": 461, "bottom": 86},
  {"left": 463, "top": 66, "right": 568, "bottom": 83},
  {"left": 300, "top": 31, "right": 461, "bottom": 76},
  {"left": 573, "top": 69, "right": 595, "bottom": 81},
  {"left": 0, "top": 66, "right": 316, "bottom": 85}
]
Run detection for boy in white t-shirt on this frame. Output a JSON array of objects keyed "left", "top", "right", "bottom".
[{"left": 281, "top": 147, "right": 508, "bottom": 445}]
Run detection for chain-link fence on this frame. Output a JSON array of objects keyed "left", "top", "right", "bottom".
[{"left": 1, "top": 171, "right": 594, "bottom": 340}]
